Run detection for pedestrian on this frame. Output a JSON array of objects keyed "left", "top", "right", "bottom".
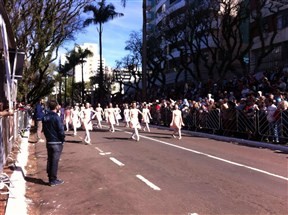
[
  {"left": 0, "top": 102, "right": 14, "bottom": 117},
  {"left": 107, "top": 103, "right": 116, "bottom": 132},
  {"left": 79, "top": 103, "right": 95, "bottom": 145},
  {"left": 57, "top": 104, "right": 65, "bottom": 123},
  {"left": 142, "top": 103, "right": 152, "bottom": 132},
  {"left": 42, "top": 100, "right": 65, "bottom": 186},
  {"left": 170, "top": 104, "right": 184, "bottom": 140},
  {"left": 34, "top": 98, "right": 45, "bottom": 143},
  {"left": 130, "top": 102, "right": 143, "bottom": 141},
  {"left": 266, "top": 98, "right": 279, "bottom": 143}
]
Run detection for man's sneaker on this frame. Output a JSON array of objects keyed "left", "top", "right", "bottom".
[{"left": 49, "top": 179, "right": 64, "bottom": 187}]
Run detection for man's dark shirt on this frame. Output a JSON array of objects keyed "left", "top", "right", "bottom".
[{"left": 42, "top": 111, "right": 65, "bottom": 144}]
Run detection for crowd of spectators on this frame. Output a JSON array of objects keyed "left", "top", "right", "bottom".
[{"left": 124, "top": 68, "right": 288, "bottom": 144}]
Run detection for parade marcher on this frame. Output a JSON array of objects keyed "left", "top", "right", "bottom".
[
  {"left": 94, "top": 103, "right": 104, "bottom": 129},
  {"left": 114, "top": 104, "right": 122, "bottom": 126},
  {"left": 79, "top": 103, "right": 96, "bottom": 145},
  {"left": 130, "top": 102, "right": 143, "bottom": 141},
  {"left": 123, "top": 104, "right": 131, "bottom": 127},
  {"left": 107, "top": 103, "right": 116, "bottom": 132},
  {"left": 142, "top": 103, "right": 152, "bottom": 132},
  {"left": 42, "top": 100, "right": 65, "bottom": 186},
  {"left": 170, "top": 104, "right": 184, "bottom": 140},
  {"left": 71, "top": 105, "right": 81, "bottom": 136},
  {"left": 64, "top": 106, "right": 72, "bottom": 132},
  {"left": 103, "top": 105, "right": 109, "bottom": 123}
]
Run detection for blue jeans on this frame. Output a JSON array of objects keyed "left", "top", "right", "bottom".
[
  {"left": 46, "top": 144, "right": 63, "bottom": 182},
  {"left": 269, "top": 121, "right": 279, "bottom": 142}
]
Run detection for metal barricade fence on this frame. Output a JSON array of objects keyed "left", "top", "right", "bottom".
[
  {"left": 153, "top": 107, "right": 287, "bottom": 143},
  {"left": 258, "top": 110, "right": 288, "bottom": 143},
  {"left": 0, "top": 116, "right": 13, "bottom": 172},
  {"left": 194, "top": 109, "right": 221, "bottom": 132},
  {"left": 0, "top": 110, "right": 31, "bottom": 173},
  {"left": 281, "top": 110, "right": 288, "bottom": 140}
]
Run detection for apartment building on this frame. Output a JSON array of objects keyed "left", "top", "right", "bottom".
[
  {"left": 146, "top": 0, "right": 288, "bottom": 85},
  {"left": 250, "top": 1, "right": 288, "bottom": 72}
]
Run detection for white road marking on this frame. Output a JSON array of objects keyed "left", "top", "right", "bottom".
[
  {"left": 136, "top": 175, "right": 161, "bottom": 191},
  {"left": 110, "top": 157, "right": 125, "bottom": 166},
  {"left": 100, "top": 152, "right": 111, "bottom": 155},
  {"left": 95, "top": 147, "right": 104, "bottom": 153},
  {"left": 123, "top": 131, "right": 288, "bottom": 181}
]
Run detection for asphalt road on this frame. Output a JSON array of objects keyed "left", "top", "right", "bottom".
[{"left": 31, "top": 122, "right": 288, "bottom": 215}]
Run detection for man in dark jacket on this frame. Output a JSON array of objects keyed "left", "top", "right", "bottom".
[{"left": 42, "top": 100, "right": 65, "bottom": 186}]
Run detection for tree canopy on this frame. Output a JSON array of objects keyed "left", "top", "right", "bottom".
[{"left": 4, "top": 0, "right": 93, "bottom": 104}]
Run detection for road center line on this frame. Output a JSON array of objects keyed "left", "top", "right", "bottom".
[
  {"left": 100, "top": 152, "right": 111, "bottom": 155},
  {"left": 95, "top": 147, "right": 104, "bottom": 153},
  {"left": 110, "top": 157, "right": 125, "bottom": 167},
  {"left": 136, "top": 175, "right": 161, "bottom": 191},
  {"left": 123, "top": 131, "right": 288, "bottom": 181}
]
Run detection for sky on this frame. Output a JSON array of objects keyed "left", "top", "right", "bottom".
[{"left": 59, "top": 0, "right": 143, "bottom": 68}]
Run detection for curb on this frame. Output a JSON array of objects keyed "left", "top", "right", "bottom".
[
  {"left": 187, "top": 131, "right": 288, "bottom": 153},
  {"left": 153, "top": 125, "right": 288, "bottom": 153},
  {"left": 5, "top": 133, "right": 30, "bottom": 215}
]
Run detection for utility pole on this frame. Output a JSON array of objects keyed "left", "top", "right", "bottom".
[{"left": 142, "top": 0, "right": 147, "bottom": 101}]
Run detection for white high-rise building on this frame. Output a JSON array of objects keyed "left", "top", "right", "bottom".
[
  {"left": 74, "top": 43, "right": 102, "bottom": 83},
  {"left": 60, "top": 43, "right": 108, "bottom": 84}
]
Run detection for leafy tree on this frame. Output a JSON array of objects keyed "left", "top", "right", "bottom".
[
  {"left": 114, "top": 31, "right": 143, "bottom": 97},
  {"left": 121, "top": 0, "right": 147, "bottom": 100},
  {"left": 149, "top": 0, "right": 285, "bottom": 83},
  {"left": 146, "top": 34, "right": 170, "bottom": 88},
  {"left": 83, "top": 0, "right": 124, "bottom": 104},
  {"left": 4, "top": 0, "right": 93, "bottom": 104}
]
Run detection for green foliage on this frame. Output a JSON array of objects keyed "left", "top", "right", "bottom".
[{"left": 4, "top": 0, "right": 94, "bottom": 104}]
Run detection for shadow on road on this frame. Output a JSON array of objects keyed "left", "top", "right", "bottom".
[
  {"left": 65, "top": 140, "right": 83, "bottom": 144},
  {"left": 105, "top": 137, "right": 131, "bottom": 141},
  {"left": 25, "top": 176, "right": 48, "bottom": 186}
]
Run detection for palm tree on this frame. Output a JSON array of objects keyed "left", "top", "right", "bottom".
[
  {"left": 83, "top": 0, "right": 124, "bottom": 104},
  {"left": 66, "top": 45, "right": 93, "bottom": 104}
]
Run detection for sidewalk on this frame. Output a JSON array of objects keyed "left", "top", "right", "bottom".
[{"left": 3, "top": 125, "right": 288, "bottom": 214}]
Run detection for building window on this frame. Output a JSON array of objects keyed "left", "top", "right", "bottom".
[
  {"left": 277, "top": 14, "right": 288, "bottom": 29},
  {"left": 283, "top": 14, "right": 288, "bottom": 28},
  {"left": 277, "top": 15, "right": 283, "bottom": 29}
]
